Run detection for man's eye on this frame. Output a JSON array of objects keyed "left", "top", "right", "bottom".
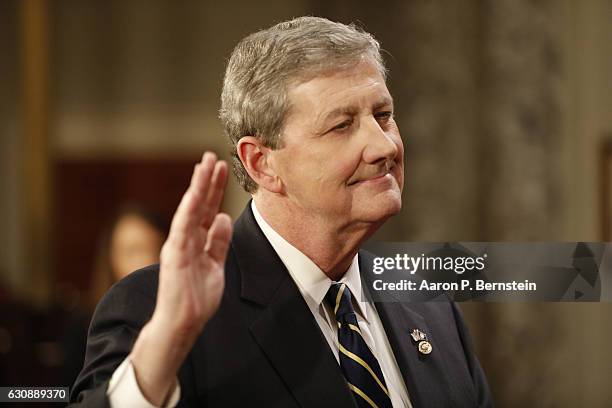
[
  {"left": 375, "top": 111, "right": 393, "bottom": 121},
  {"left": 331, "top": 120, "right": 352, "bottom": 132}
]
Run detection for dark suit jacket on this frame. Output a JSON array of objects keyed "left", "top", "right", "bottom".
[{"left": 71, "top": 204, "right": 492, "bottom": 407}]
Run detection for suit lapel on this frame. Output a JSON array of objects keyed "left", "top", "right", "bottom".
[
  {"left": 359, "top": 252, "right": 454, "bottom": 408},
  {"left": 232, "top": 202, "right": 356, "bottom": 408},
  {"left": 249, "top": 276, "right": 356, "bottom": 408}
]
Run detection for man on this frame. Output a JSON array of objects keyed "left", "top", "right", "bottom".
[{"left": 71, "top": 17, "right": 491, "bottom": 407}]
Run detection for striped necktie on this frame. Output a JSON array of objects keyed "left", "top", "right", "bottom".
[{"left": 325, "top": 282, "right": 393, "bottom": 408}]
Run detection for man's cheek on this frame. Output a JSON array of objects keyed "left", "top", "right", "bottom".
[{"left": 339, "top": 153, "right": 363, "bottom": 180}]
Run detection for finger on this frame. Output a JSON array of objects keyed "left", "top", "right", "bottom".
[
  {"left": 200, "top": 161, "right": 229, "bottom": 229},
  {"left": 168, "top": 152, "right": 216, "bottom": 245},
  {"left": 191, "top": 152, "right": 217, "bottom": 204},
  {"left": 205, "top": 213, "right": 232, "bottom": 264},
  {"left": 186, "top": 153, "right": 219, "bottom": 231}
]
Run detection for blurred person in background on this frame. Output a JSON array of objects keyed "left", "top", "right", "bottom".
[
  {"left": 61, "top": 205, "right": 167, "bottom": 388},
  {"left": 87, "top": 205, "right": 168, "bottom": 311}
]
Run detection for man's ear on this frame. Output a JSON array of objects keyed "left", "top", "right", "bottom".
[{"left": 236, "top": 136, "right": 283, "bottom": 193}]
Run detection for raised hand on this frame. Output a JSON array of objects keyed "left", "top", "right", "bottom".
[
  {"left": 129, "top": 152, "right": 232, "bottom": 406},
  {"left": 154, "top": 151, "right": 232, "bottom": 337}
]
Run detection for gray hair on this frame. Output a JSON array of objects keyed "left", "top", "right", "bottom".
[{"left": 219, "top": 16, "right": 386, "bottom": 193}]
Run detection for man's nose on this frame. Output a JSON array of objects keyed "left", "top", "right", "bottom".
[{"left": 361, "top": 116, "right": 399, "bottom": 164}]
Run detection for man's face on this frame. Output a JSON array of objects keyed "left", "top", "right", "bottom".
[{"left": 269, "top": 58, "right": 404, "bottom": 227}]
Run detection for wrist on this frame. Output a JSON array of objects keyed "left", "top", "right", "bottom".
[
  {"left": 148, "top": 309, "right": 203, "bottom": 347},
  {"left": 129, "top": 319, "right": 194, "bottom": 406}
]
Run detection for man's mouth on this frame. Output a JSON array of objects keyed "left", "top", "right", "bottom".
[{"left": 348, "top": 164, "right": 395, "bottom": 186}]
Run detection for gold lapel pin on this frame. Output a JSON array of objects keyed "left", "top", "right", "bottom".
[{"left": 410, "top": 328, "right": 433, "bottom": 355}]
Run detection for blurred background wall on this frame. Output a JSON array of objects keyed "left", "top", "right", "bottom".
[{"left": 0, "top": 0, "right": 610, "bottom": 406}]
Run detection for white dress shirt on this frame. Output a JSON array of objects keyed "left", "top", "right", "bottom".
[{"left": 106, "top": 201, "right": 411, "bottom": 407}]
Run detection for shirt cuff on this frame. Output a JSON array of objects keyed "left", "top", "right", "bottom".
[{"left": 107, "top": 357, "right": 181, "bottom": 408}]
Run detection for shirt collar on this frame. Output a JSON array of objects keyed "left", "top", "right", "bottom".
[{"left": 251, "top": 200, "right": 368, "bottom": 321}]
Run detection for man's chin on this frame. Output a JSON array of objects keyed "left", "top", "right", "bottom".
[
  {"left": 380, "top": 197, "right": 402, "bottom": 219},
  {"left": 359, "top": 194, "right": 402, "bottom": 223}
]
